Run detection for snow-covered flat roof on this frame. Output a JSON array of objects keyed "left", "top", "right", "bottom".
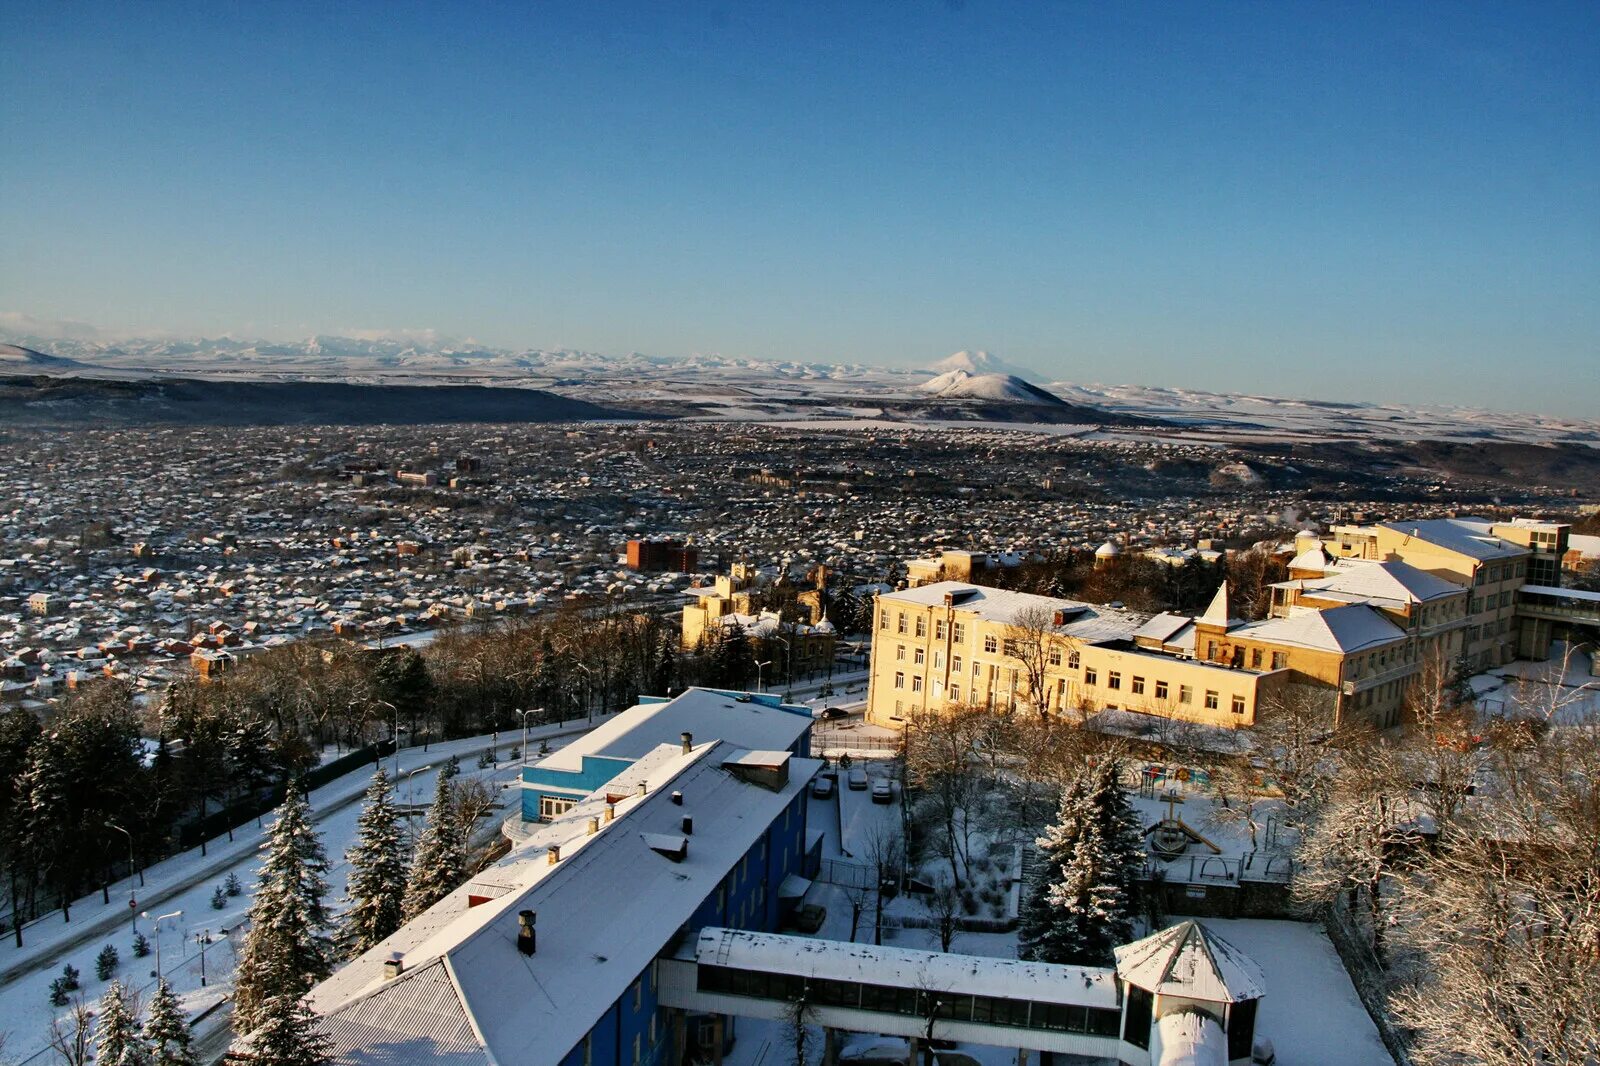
[
  {"left": 693, "top": 928, "right": 1120, "bottom": 1011},
  {"left": 535, "top": 687, "right": 810, "bottom": 772},
  {"left": 1378, "top": 519, "right": 1524, "bottom": 561},
  {"left": 878, "top": 581, "right": 1146, "bottom": 643},
  {"left": 313, "top": 740, "right": 821, "bottom": 1066}
]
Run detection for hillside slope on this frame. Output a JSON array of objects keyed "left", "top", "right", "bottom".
[{"left": 0, "top": 375, "right": 636, "bottom": 426}]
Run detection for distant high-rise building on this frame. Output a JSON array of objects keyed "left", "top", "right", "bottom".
[{"left": 626, "top": 538, "right": 699, "bottom": 574}]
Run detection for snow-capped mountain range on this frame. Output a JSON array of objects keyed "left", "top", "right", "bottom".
[{"left": 1, "top": 326, "right": 1594, "bottom": 444}]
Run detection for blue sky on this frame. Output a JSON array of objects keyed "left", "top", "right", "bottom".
[{"left": 2, "top": 2, "right": 1595, "bottom": 414}]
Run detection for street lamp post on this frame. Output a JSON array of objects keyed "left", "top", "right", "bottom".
[
  {"left": 773, "top": 635, "right": 793, "bottom": 700},
  {"left": 195, "top": 929, "right": 216, "bottom": 986},
  {"left": 143, "top": 909, "right": 183, "bottom": 981},
  {"left": 754, "top": 659, "right": 772, "bottom": 693},
  {"left": 105, "top": 821, "right": 138, "bottom": 933},
  {"left": 572, "top": 663, "right": 594, "bottom": 723},
  {"left": 517, "top": 708, "right": 544, "bottom": 768},
  {"left": 371, "top": 698, "right": 400, "bottom": 782}
]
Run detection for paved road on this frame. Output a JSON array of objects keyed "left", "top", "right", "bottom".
[{"left": 0, "top": 726, "right": 589, "bottom": 992}]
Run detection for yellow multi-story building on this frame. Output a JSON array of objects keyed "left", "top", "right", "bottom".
[
  {"left": 1323, "top": 517, "right": 1568, "bottom": 671},
  {"left": 866, "top": 582, "right": 1293, "bottom": 730},
  {"left": 867, "top": 552, "right": 1475, "bottom": 731}
]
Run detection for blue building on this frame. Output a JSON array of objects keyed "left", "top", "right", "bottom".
[
  {"left": 310, "top": 729, "right": 819, "bottom": 1066},
  {"left": 515, "top": 688, "right": 814, "bottom": 827}
]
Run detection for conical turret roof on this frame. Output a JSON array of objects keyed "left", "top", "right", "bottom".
[{"left": 1113, "top": 921, "right": 1266, "bottom": 1003}]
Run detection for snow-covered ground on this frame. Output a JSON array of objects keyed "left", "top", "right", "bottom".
[
  {"left": 1473, "top": 644, "right": 1600, "bottom": 725},
  {"left": 1198, "top": 919, "right": 1389, "bottom": 1066},
  {"left": 782, "top": 782, "right": 1382, "bottom": 1066},
  {"left": 0, "top": 722, "right": 589, "bottom": 1065}
]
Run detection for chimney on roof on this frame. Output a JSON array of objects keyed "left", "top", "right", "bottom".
[
  {"left": 547, "top": 844, "right": 561, "bottom": 865},
  {"left": 671, "top": 790, "right": 683, "bottom": 805},
  {"left": 383, "top": 952, "right": 404, "bottom": 979},
  {"left": 587, "top": 816, "right": 599, "bottom": 835},
  {"left": 637, "top": 781, "right": 648, "bottom": 797},
  {"left": 680, "top": 731, "right": 693, "bottom": 753},
  {"left": 516, "top": 910, "right": 536, "bottom": 955},
  {"left": 681, "top": 815, "right": 694, "bottom": 835},
  {"left": 943, "top": 592, "right": 954, "bottom": 606},
  {"left": 605, "top": 802, "right": 616, "bottom": 823}
]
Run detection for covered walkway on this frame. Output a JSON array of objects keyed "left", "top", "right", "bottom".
[{"left": 659, "top": 924, "right": 1263, "bottom": 1065}]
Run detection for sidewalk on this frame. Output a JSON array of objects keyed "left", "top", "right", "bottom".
[{"left": 0, "top": 718, "right": 590, "bottom": 988}]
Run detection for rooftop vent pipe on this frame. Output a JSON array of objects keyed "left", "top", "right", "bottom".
[
  {"left": 681, "top": 815, "right": 694, "bottom": 835},
  {"left": 517, "top": 910, "right": 536, "bottom": 955},
  {"left": 547, "top": 844, "right": 561, "bottom": 865},
  {"left": 681, "top": 731, "right": 693, "bottom": 753},
  {"left": 383, "top": 953, "right": 404, "bottom": 979}
]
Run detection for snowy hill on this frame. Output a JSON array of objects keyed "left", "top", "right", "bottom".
[
  {"left": 0, "top": 342, "right": 84, "bottom": 368},
  {"left": 926, "top": 349, "right": 1042, "bottom": 381},
  {"left": 1, "top": 326, "right": 1592, "bottom": 443},
  {"left": 921, "top": 369, "right": 1065, "bottom": 405}
]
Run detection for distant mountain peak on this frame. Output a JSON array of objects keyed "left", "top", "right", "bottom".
[
  {"left": 920, "top": 369, "right": 1065, "bottom": 405},
  {"left": 926, "top": 350, "right": 1043, "bottom": 382}
]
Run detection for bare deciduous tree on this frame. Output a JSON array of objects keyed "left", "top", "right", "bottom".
[
  {"left": 48, "top": 998, "right": 94, "bottom": 1066},
  {"left": 903, "top": 705, "right": 987, "bottom": 888},
  {"left": 1385, "top": 720, "right": 1600, "bottom": 1066},
  {"left": 1002, "top": 605, "right": 1075, "bottom": 717}
]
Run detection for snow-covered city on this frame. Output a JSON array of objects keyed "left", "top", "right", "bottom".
[{"left": 5, "top": 4, "right": 1597, "bottom": 1066}]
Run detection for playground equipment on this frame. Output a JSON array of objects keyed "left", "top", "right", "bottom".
[{"left": 1145, "top": 792, "right": 1222, "bottom": 861}]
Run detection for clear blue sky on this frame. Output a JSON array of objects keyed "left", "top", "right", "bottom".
[{"left": 2, "top": 2, "right": 1596, "bottom": 414}]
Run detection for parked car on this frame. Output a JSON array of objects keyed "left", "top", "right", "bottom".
[
  {"left": 791, "top": 903, "right": 827, "bottom": 934},
  {"left": 840, "top": 1038, "right": 909, "bottom": 1065},
  {"left": 847, "top": 767, "right": 868, "bottom": 790},
  {"left": 816, "top": 706, "right": 848, "bottom": 720},
  {"left": 871, "top": 778, "right": 893, "bottom": 803},
  {"left": 810, "top": 775, "right": 835, "bottom": 799}
]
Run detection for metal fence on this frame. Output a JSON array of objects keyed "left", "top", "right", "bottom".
[
  {"left": 816, "top": 858, "right": 874, "bottom": 890},
  {"left": 811, "top": 729, "right": 902, "bottom": 753}
]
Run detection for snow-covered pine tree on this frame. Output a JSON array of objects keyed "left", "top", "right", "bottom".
[
  {"left": 233, "top": 787, "right": 335, "bottom": 1035},
  {"left": 242, "top": 993, "right": 330, "bottom": 1066},
  {"left": 1018, "top": 771, "right": 1091, "bottom": 962},
  {"left": 342, "top": 769, "right": 409, "bottom": 956},
  {"left": 1018, "top": 759, "right": 1145, "bottom": 966},
  {"left": 402, "top": 775, "right": 467, "bottom": 920},
  {"left": 96, "top": 979, "right": 150, "bottom": 1066},
  {"left": 144, "top": 978, "right": 197, "bottom": 1066}
]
